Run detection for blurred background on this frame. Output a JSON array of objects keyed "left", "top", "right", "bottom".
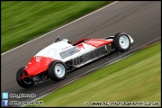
[
  {"left": 1, "top": 1, "right": 160, "bottom": 107},
  {"left": 1, "top": 1, "right": 110, "bottom": 53}
]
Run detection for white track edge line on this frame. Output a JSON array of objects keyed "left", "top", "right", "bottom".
[
  {"left": 2, "top": 1, "right": 118, "bottom": 56},
  {"left": 21, "top": 49, "right": 139, "bottom": 107},
  {"left": 21, "top": 38, "right": 160, "bottom": 107}
]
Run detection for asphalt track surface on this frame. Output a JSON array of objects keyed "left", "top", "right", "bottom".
[{"left": 1, "top": 1, "right": 161, "bottom": 106}]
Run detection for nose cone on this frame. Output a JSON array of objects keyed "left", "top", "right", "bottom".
[{"left": 25, "top": 56, "right": 54, "bottom": 76}]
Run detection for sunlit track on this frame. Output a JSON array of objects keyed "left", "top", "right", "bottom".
[{"left": 1, "top": 1, "right": 160, "bottom": 107}]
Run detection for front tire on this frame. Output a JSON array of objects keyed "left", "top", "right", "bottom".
[
  {"left": 48, "top": 61, "right": 67, "bottom": 82},
  {"left": 16, "top": 67, "right": 34, "bottom": 88},
  {"left": 113, "top": 32, "right": 131, "bottom": 52}
]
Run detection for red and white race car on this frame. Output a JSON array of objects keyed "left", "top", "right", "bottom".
[{"left": 16, "top": 32, "right": 134, "bottom": 88}]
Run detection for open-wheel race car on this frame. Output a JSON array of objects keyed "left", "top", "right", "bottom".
[{"left": 16, "top": 32, "right": 134, "bottom": 88}]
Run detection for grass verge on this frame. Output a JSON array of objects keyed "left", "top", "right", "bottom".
[
  {"left": 2, "top": 1, "right": 111, "bottom": 53},
  {"left": 27, "top": 42, "right": 161, "bottom": 107}
]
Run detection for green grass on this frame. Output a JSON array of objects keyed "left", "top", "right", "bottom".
[
  {"left": 1, "top": 1, "right": 111, "bottom": 53},
  {"left": 27, "top": 42, "right": 161, "bottom": 107}
]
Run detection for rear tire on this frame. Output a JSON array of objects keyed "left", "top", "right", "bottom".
[
  {"left": 48, "top": 61, "right": 67, "bottom": 82},
  {"left": 113, "top": 32, "right": 131, "bottom": 52},
  {"left": 16, "top": 67, "right": 34, "bottom": 88}
]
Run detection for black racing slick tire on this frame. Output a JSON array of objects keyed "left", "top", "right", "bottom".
[
  {"left": 113, "top": 32, "right": 131, "bottom": 52},
  {"left": 48, "top": 61, "right": 67, "bottom": 82},
  {"left": 16, "top": 67, "right": 34, "bottom": 88}
]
